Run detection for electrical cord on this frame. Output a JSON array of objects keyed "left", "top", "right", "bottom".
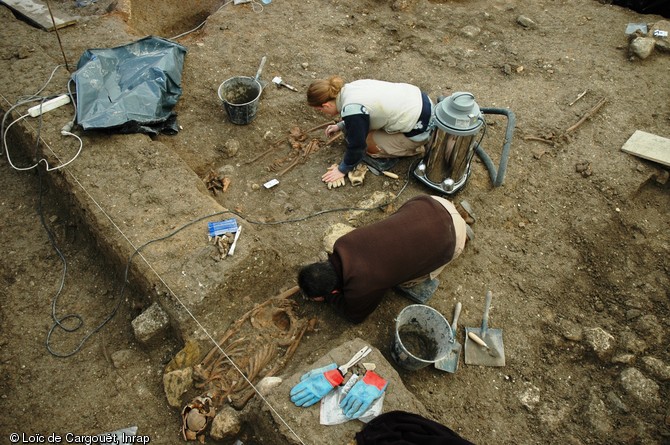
[
  {"left": 39, "top": 138, "right": 415, "bottom": 445},
  {"left": 1, "top": 64, "right": 64, "bottom": 156},
  {"left": 44, "top": 160, "right": 415, "bottom": 357},
  {"left": 170, "top": 0, "right": 231, "bottom": 41},
  {"left": 1, "top": 66, "right": 82, "bottom": 172},
  {"left": 42, "top": 158, "right": 122, "bottom": 357},
  {"left": 170, "top": 0, "right": 267, "bottom": 41},
  {"left": 12, "top": 61, "right": 414, "bottom": 358},
  {"left": 39, "top": 161, "right": 418, "bottom": 358},
  {"left": 122, "top": 166, "right": 413, "bottom": 252},
  {"left": 10, "top": 61, "right": 416, "bottom": 442}
]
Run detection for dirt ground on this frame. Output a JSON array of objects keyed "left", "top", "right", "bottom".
[{"left": 1, "top": 0, "right": 669, "bottom": 444}]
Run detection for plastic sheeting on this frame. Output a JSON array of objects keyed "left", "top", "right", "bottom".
[{"left": 71, "top": 36, "right": 187, "bottom": 135}]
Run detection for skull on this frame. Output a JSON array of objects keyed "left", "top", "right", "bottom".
[{"left": 181, "top": 395, "right": 216, "bottom": 441}]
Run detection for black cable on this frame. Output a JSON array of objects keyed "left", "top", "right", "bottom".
[
  {"left": 43, "top": 162, "right": 415, "bottom": 357},
  {"left": 38, "top": 138, "right": 124, "bottom": 357},
  {"left": 15, "top": 86, "right": 113, "bottom": 358}
]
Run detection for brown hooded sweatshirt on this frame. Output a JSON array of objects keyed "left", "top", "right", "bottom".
[{"left": 326, "top": 195, "right": 458, "bottom": 323}]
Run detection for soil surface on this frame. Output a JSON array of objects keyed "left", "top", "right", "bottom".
[{"left": 1, "top": 1, "right": 669, "bottom": 444}]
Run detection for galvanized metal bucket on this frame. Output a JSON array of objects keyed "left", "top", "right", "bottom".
[
  {"left": 217, "top": 56, "right": 266, "bottom": 125},
  {"left": 391, "top": 304, "right": 452, "bottom": 371},
  {"left": 218, "top": 76, "right": 262, "bottom": 125}
]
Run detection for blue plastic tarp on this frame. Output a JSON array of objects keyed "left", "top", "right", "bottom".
[{"left": 71, "top": 36, "right": 187, "bottom": 135}]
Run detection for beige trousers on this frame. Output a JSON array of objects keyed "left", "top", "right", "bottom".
[{"left": 369, "top": 130, "right": 426, "bottom": 158}]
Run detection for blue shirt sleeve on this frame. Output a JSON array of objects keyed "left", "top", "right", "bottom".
[{"left": 338, "top": 113, "right": 370, "bottom": 173}]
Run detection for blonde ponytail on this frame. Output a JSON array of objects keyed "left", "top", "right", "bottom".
[{"left": 307, "top": 75, "right": 344, "bottom": 107}]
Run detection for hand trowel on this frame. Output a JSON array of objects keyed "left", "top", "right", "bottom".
[
  {"left": 434, "top": 302, "right": 462, "bottom": 373},
  {"left": 464, "top": 290, "right": 505, "bottom": 367}
]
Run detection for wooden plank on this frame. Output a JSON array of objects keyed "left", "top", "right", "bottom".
[
  {"left": 621, "top": 130, "right": 670, "bottom": 167},
  {"left": 1, "top": 0, "right": 78, "bottom": 31}
]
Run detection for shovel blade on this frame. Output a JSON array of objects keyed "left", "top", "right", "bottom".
[
  {"left": 434, "top": 341, "right": 461, "bottom": 373},
  {"left": 464, "top": 327, "right": 505, "bottom": 367}
]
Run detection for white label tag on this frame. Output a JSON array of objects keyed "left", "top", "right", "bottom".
[{"left": 263, "top": 179, "right": 279, "bottom": 189}]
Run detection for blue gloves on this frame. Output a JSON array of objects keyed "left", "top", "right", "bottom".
[
  {"left": 340, "top": 370, "right": 388, "bottom": 419},
  {"left": 290, "top": 363, "right": 344, "bottom": 407},
  {"left": 290, "top": 363, "right": 389, "bottom": 419}
]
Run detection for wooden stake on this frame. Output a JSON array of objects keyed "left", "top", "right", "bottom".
[{"left": 45, "top": 0, "right": 70, "bottom": 71}]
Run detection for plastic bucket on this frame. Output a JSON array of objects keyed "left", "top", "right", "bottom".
[
  {"left": 217, "top": 76, "right": 262, "bottom": 125},
  {"left": 391, "top": 304, "right": 452, "bottom": 371}
]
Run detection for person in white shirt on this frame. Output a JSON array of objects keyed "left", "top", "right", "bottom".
[{"left": 307, "top": 76, "right": 433, "bottom": 188}]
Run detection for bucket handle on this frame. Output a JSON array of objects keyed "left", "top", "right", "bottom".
[{"left": 255, "top": 56, "right": 267, "bottom": 81}]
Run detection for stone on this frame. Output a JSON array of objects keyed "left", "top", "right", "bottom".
[
  {"left": 165, "top": 340, "right": 205, "bottom": 374},
  {"left": 538, "top": 404, "right": 571, "bottom": 431},
  {"left": 110, "top": 349, "right": 141, "bottom": 369},
  {"left": 256, "top": 376, "right": 283, "bottom": 396},
  {"left": 606, "top": 391, "right": 629, "bottom": 413},
  {"left": 114, "top": 0, "right": 131, "bottom": 20},
  {"left": 583, "top": 327, "right": 615, "bottom": 361},
  {"left": 391, "top": 0, "right": 414, "bottom": 12},
  {"left": 611, "top": 353, "right": 635, "bottom": 364},
  {"left": 641, "top": 356, "right": 670, "bottom": 381},
  {"left": 586, "top": 393, "right": 613, "bottom": 435},
  {"left": 460, "top": 25, "right": 481, "bottom": 38},
  {"left": 222, "top": 139, "right": 240, "bottom": 158},
  {"left": 629, "top": 37, "right": 655, "bottom": 59},
  {"left": 655, "top": 169, "right": 669, "bottom": 185},
  {"left": 248, "top": 338, "right": 428, "bottom": 445},
  {"left": 17, "top": 46, "right": 31, "bottom": 59},
  {"left": 131, "top": 302, "right": 171, "bottom": 346},
  {"left": 217, "top": 164, "right": 235, "bottom": 176},
  {"left": 517, "top": 15, "right": 538, "bottom": 29},
  {"left": 345, "top": 45, "right": 358, "bottom": 54},
  {"left": 559, "top": 319, "right": 583, "bottom": 341},
  {"left": 323, "top": 223, "right": 355, "bottom": 253},
  {"left": 163, "top": 367, "right": 193, "bottom": 408},
  {"left": 619, "top": 331, "right": 648, "bottom": 354},
  {"left": 625, "top": 309, "right": 642, "bottom": 320},
  {"left": 518, "top": 382, "right": 541, "bottom": 411},
  {"left": 347, "top": 191, "right": 395, "bottom": 225},
  {"left": 210, "top": 406, "right": 242, "bottom": 441},
  {"left": 619, "top": 367, "right": 661, "bottom": 407},
  {"left": 650, "top": 20, "right": 670, "bottom": 53}
]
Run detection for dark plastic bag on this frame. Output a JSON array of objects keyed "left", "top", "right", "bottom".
[
  {"left": 355, "top": 411, "right": 476, "bottom": 445},
  {"left": 71, "top": 36, "right": 187, "bottom": 135}
]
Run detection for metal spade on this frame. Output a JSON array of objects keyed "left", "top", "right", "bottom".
[
  {"left": 434, "top": 302, "right": 462, "bottom": 373},
  {"left": 464, "top": 290, "right": 505, "bottom": 367}
]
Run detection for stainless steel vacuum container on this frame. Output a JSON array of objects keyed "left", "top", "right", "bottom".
[{"left": 414, "top": 92, "right": 484, "bottom": 195}]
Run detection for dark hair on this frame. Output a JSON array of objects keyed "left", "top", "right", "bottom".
[{"left": 298, "top": 262, "right": 338, "bottom": 298}]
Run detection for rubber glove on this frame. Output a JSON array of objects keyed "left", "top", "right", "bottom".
[
  {"left": 347, "top": 164, "right": 367, "bottom": 186},
  {"left": 290, "top": 363, "right": 344, "bottom": 407},
  {"left": 327, "top": 177, "right": 346, "bottom": 189},
  {"left": 339, "top": 371, "right": 388, "bottom": 419},
  {"left": 298, "top": 363, "right": 337, "bottom": 381}
]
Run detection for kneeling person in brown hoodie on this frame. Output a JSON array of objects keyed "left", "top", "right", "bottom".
[{"left": 298, "top": 195, "right": 470, "bottom": 323}]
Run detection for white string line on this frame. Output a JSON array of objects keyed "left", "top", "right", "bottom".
[{"left": 0, "top": 92, "right": 307, "bottom": 445}]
